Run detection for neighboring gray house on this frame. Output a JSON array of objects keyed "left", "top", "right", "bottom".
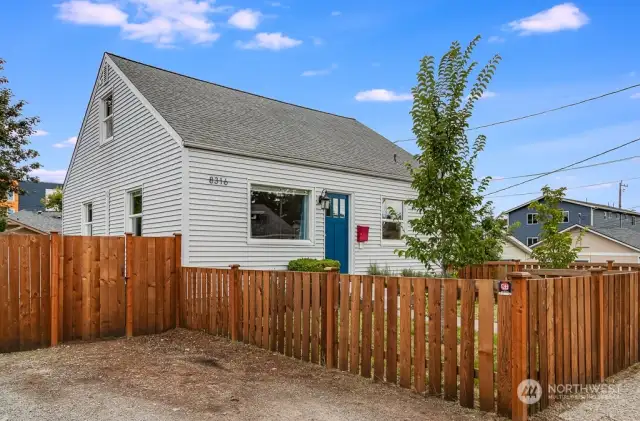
[
  {"left": 18, "top": 181, "right": 63, "bottom": 211},
  {"left": 3, "top": 211, "right": 62, "bottom": 235},
  {"left": 505, "top": 197, "right": 640, "bottom": 247},
  {"left": 62, "top": 53, "right": 425, "bottom": 274}
]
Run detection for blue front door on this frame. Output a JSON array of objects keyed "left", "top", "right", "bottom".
[{"left": 325, "top": 193, "right": 349, "bottom": 273}]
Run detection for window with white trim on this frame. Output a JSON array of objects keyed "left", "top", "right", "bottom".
[
  {"left": 250, "top": 185, "right": 310, "bottom": 240},
  {"left": 562, "top": 211, "right": 569, "bottom": 223},
  {"left": 6, "top": 191, "right": 14, "bottom": 202},
  {"left": 527, "top": 213, "right": 538, "bottom": 225},
  {"left": 603, "top": 211, "right": 608, "bottom": 220},
  {"left": 127, "top": 189, "right": 142, "bottom": 236},
  {"left": 82, "top": 203, "right": 94, "bottom": 236},
  {"left": 382, "top": 198, "right": 404, "bottom": 241},
  {"left": 7, "top": 207, "right": 15, "bottom": 215},
  {"left": 527, "top": 237, "right": 539, "bottom": 247},
  {"left": 100, "top": 93, "right": 114, "bottom": 144},
  {"left": 633, "top": 216, "right": 637, "bottom": 226}
]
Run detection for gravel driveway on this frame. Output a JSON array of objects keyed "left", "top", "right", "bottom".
[
  {"left": 0, "top": 329, "right": 499, "bottom": 421},
  {"left": 532, "top": 364, "right": 640, "bottom": 421}
]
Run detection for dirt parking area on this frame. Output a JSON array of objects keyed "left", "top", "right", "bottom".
[{"left": 0, "top": 329, "right": 500, "bottom": 421}]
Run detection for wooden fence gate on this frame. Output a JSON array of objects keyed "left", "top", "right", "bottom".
[{"left": 1, "top": 233, "right": 179, "bottom": 353}]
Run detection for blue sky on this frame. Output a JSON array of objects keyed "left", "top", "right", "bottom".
[{"left": 2, "top": 1, "right": 640, "bottom": 213}]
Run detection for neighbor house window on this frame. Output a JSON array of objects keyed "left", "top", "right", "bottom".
[
  {"left": 7, "top": 208, "right": 15, "bottom": 215},
  {"left": 633, "top": 216, "right": 637, "bottom": 226},
  {"left": 603, "top": 212, "right": 608, "bottom": 220},
  {"left": 6, "top": 191, "right": 14, "bottom": 202},
  {"left": 527, "top": 213, "right": 538, "bottom": 225},
  {"left": 250, "top": 185, "right": 310, "bottom": 240},
  {"left": 101, "top": 93, "right": 114, "bottom": 143},
  {"left": 562, "top": 211, "right": 569, "bottom": 223},
  {"left": 382, "top": 198, "right": 404, "bottom": 241},
  {"left": 527, "top": 237, "right": 539, "bottom": 247},
  {"left": 127, "top": 189, "right": 142, "bottom": 236},
  {"left": 82, "top": 203, "right": 93, "bottom": 236}
]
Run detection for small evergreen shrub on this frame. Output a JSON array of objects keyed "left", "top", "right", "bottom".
[{"left": 288, "top": 258, "right": 340, "bottom": 272}]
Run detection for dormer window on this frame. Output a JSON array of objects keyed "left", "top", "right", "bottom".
[{"left": 101, "top": 93, "right": 114, "bottom": 144}]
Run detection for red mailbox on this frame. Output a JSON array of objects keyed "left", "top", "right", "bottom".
[{"left": 357, "top": 225, "right": 369, "bottom": 242}]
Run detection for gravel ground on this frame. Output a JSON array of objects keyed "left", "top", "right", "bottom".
[
  {"left": 532, "top": 364, "right": 640, "bottom": 421},
  {"left": 0, "top": 329, "right": 500, "bottom": 421}
]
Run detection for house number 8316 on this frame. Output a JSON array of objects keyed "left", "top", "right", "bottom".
[{"left": 209, "top": 176, "right": 228, "bottom": 186}]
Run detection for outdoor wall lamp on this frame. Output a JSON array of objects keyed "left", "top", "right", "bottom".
[{"left": 318, "top": 189, "right": 331, "bottom": 210}]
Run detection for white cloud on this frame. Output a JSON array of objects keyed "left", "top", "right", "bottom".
[
  {"left": 33, "top": 130, "right": 49, "bottom": 137},
  {"left": 310, "top": 36, "right": 324, "bottom": 46},
  {"left": 57, "top": 0, "right": 226, "bottom": 47},
  {"left": 354, "top": 89, "right": 412, "bottom": 102},
  {"left": 228, "top": 9, "right": 262, "bottom": 30},
  {"left": 52, "top": 136, "right": 77, "bottom": 148},
  {"left": 31, "top": 169, "right": 67, "bottom": 183},
  {"left": 508, "top": 3, "right": 589, "bottom": 35},
  {"left": 237, "top": 32, "right": 302, "bottom": 50},
  {"left": 631, "top": 92, "right": 640, "bottom": 99},
  {"left": 57, "top": 0, "right": 128, "bottom": 26},
  {"left": 331, "top": 11, "right": 341, "bottom": 16},
  {"left": 372, "top": 62, "right": 381, "bottom": 67},
  {"left": 488, "top": 35, "right": 505, "bottom": 43},
  {"left": 481, "top": 91, "right": 498, "bottom": 99},
  {"left": 301, "top": 63, "right": 337, "bottom": 77}
]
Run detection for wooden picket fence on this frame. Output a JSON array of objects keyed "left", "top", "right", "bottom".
[
  {"left": 181, "top": 267, "right": 516, "bottom": 415},
  {"left": 181, "top": 266, "right": 640, "bottom": 421},
  {"left": 461, "top": 260, "right": 640, "bottom": 279},
  {"left": 0, "top": 233, "right": 180, "bottom": 353}
]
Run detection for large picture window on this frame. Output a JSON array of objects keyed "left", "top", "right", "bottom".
[
  {"left": 382, "top": 198, "right": 404, "bottom": 241},
  {"left": 250, "top": 185, "right": 310, "bottom": 240}
]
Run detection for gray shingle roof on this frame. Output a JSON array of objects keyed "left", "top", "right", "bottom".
[
  {"left": 107, "top": 53, "right": 413, "bottom": 180},
  {"left": 589, "top": 226, "right": 640, "bottom": 250},
  {"left": 8, "top": 211, "right": 62, "bottom": 234}
]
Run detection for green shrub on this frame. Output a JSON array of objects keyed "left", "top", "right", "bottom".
[
  {"left": 401, "top": 268, "right": 429, "bottom": 277},
  {"left": 288, "top": 258, "right": 340, "bottom": 272}
]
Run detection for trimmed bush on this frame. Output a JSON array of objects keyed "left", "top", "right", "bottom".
[{"left": 288, "top": 258, "right": 340, "bottom": 272}]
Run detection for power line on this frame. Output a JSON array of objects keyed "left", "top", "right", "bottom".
[
  {"left": 491, "top": 176, "right": 640, "bottom": 198},
  {"left": 393, "top": 82, "right": 640, "bottom": 144},
  {"left": 485, "top": 136, "right": 640, "bottom": 196},
  {"left": 489, "top": 155, "right": 640, "bottom": 181}
]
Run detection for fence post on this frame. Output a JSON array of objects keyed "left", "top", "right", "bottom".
[
  {"left": 229, "top": 264, "right": 240, "bottom": 341},
  {"left": 515, "top": 260, "right": 521, "bottom": 272},
  {"left": 125, "top": 233, "right": 134, "bottom": 338},
  {"left": 607, "top": 260, "right": 614, "bottom": 271},
  {"left": 590, "top": 268, "right": 606, "bottom": 382},
  {"left": 174, "top": 233, "right": 182, "bottom": 329},
  {"left": 50, "top": 231, "right": 60, "bottom": 347},
  {"left": 325, "top": 267, "right": 338, "bottom": 369},
  {"left": 509, "top": 271, "right": 530, "bottom": 421}
]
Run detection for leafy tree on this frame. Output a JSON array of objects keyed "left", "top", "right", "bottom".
[
  {"left": 529, "top": 186, "right": 584, "bottom": 268},
  {"left": 0, "top": 208, "right": 6, "bottom": 232},
  {"left": 41, "top": 186, "right": 63, "bottom": 212},
  {"left": 395, "top": 36, "right": 511, "bottom": 275},
  {"left": 0, "top": 57, "right": 41, "bottom": 201}
]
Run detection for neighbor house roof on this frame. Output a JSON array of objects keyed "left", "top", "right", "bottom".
[
  {"left": 532, "top": 224, "right": 640, "bottom": 253},
  {"left": 107, "top": 53, "right": 414, "bottom": 181},
  {"left": 503, "top": 197, "right": 640, "bottom": 217},
  {"left": 7, "top": 211, "right": 62, "bottom": 234}
]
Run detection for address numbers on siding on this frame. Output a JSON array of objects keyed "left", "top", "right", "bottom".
[{"left": 209, "top": 176, "right": 229, "bottom": 186}]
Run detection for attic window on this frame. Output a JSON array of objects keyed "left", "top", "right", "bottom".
[{"left": 100, "top": 93, "right": 114, "bottom": 144}]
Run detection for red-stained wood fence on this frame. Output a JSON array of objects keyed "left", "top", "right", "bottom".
[
  {"left": 0, "top": 233, "right": 179, "bottom": 353},
  {"left": 181, "top": 267, "right": 513, "bottom": 415},
  {"left": 181, "top": 266, "right": 640, "bottom": 421}
]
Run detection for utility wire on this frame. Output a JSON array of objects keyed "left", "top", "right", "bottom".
[
  {"left": 489, "top": 155, "right": 640, "bottom": 181},
  {"left": 485, "top": 136, "right": 640, "bottom": 196},
  {"left": 490, "top": 176, "right": 640, "bottom": 198},
  {"left": 393, "top": 82, "right": 640, "bottom": 144}
]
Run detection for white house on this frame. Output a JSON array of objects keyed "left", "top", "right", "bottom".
[{"left": 62, "top": 53, "right": 426, "bottom": 274}]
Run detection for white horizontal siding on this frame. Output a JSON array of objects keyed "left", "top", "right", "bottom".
[
  {"left": 63, "top": 58, "right": 182, "bottom": 236},
  {"left": 186, "top": 148, "right": 425, "bottom": 274}
]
